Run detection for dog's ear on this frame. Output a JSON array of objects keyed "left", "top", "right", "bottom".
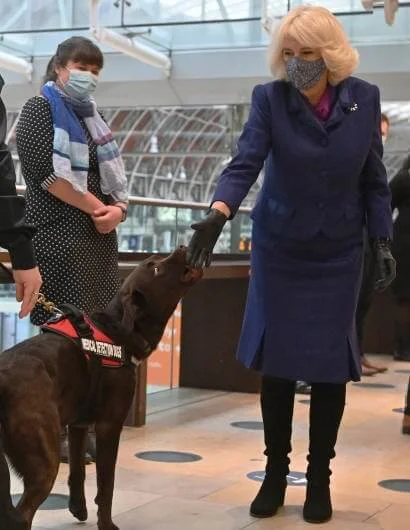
[{"left": 120, "top": 289, "right": 147, "bottom": 333}]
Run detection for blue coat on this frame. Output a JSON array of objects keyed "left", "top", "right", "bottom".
[{"left": 212, "top": 77, "right": 392, "bottom": 383}]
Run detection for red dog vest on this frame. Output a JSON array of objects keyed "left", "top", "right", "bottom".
[{"left": 42, "top": 315, "right": 126, "bottom": 368}]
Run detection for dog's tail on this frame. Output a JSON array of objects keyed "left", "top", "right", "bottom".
[{"left": 0, "top": 438, "right": 26, "bottom": 528}]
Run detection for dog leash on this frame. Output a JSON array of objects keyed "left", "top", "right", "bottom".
[
  {"left": 36, "top": 293, "right": 64, "bottom": 316},
  {"left": 0, "top": 262, "right": 63, "bottom": 316}
]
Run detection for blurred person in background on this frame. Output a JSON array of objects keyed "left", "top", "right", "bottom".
[
  {"left": 390, "top": 152, "right": 410, "bottom": 361},
  {"left": 16, "top": 36, "right": 128, "bottom": 463},
  {"left": 0, "top": 74, "right": 42, "bottom": 317},
  {"left": 0, "top": 72, "right": 42, "bottom": 530},
  {"left": 356, "top": 113, "right": 391, "bottom": 376},
  {"left": 402, "top": 379, "right": 410, "bottom": 435},
  {"left": 188, "top": 5, "right": 395, "bottom": 524},
  {"left": 389, "top": 146, "right": 410, "bottom": 434}
]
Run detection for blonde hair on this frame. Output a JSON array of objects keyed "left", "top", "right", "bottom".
[{"left": 270, "top": 5, "right": 359, "bottom": 85}]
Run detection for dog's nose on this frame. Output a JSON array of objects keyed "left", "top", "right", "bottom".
[{"left": 173, "top": 246, "right": 187, "bottom": 260}]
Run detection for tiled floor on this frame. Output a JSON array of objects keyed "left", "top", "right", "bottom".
[{"left": 10, "top": 355, "right": 410, "bottom": 529}]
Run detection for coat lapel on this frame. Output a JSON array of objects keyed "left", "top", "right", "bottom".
[
  {"left": 325, "top": 80, "right": 354, "bottom": 130},
  {"left": 287, "top": 79, "right": 354, "bottom": 134},
  {"left": 287, "top": 85, "right": 325, "bottom": 135}
]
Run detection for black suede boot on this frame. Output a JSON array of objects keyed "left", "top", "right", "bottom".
[
  {"left": 250, "top": 376, "right": 295, "bottom": 518},
  {"left": 303, "top": 382, "right": 346, "bottom": 524}
]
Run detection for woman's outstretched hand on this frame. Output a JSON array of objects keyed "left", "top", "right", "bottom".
[{"left": 187, "top": 208, "right": 228, "bottom": 268}]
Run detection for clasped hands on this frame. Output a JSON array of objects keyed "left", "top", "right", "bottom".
[{"left": 92, "top": 205, "right": 123, "bottom": 234}]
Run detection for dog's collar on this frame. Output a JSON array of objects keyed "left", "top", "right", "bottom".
[
  {"left": 118, "top": 301, "right": 164, "bottom": 360},
  {"left": 122, "top": 321, "right": 155, "bottom": 360}
]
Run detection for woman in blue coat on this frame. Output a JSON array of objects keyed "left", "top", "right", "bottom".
[{"left": 188, "top": 5, "right": 395, "bottom": 525}]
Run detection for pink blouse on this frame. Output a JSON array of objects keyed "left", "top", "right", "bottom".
[{"left": 313, "top": 85, "right": 335, "bottom": 122}]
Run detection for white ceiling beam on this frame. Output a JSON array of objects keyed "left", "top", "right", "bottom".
[
  {"left": 89, "top": 0, "right": 171, "bottom": 77},
  {"left": 0, "top": 50, "right": 32, "bottom": 80}
]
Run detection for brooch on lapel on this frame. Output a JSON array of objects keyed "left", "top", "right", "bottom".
[{"left": 348, "top": 102, "right": 358, "bottom": 112}]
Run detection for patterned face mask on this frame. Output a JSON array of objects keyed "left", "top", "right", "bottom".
[{"left": 286, "top": 57, "right": 326, "bottom": 91}]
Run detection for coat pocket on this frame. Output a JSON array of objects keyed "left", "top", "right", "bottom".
[
  {"left": 267, "top": 197, "right": 295, "bottom": 219},
  {"left": 251, "top": 196, "right": 295, "bottom": 222}
]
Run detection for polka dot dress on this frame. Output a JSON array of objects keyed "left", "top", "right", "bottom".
[{"left": 16, "top": 96, "right": 120, "bottom": 326}]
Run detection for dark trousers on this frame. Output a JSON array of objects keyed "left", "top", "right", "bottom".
[
  {"left": 395, "top": 299, "right": 410, "bottom": 354},
  {"left": 405, "top": 377, "right": 410, "bottom": 415},
  {"left": 356, "top": 238, "right": 375, "bottom": 355}
]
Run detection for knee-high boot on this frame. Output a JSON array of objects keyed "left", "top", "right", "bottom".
[
  {"left": 303, "top": 382, "right": 346, "bottom": 524},
  {"left": 250, "top": 376, "right": 295, "bottom": 518}
]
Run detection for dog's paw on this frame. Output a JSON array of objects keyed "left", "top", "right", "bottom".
[{"left": 69, "top": 498, "right": 88, "bottom": 522}]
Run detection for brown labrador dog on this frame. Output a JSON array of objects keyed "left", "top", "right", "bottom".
[{"left": 0, "top": 247, "right": 202, "bottom": 530}]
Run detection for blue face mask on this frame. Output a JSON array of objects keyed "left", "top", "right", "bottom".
[{"left": 63, "top": 69, "right": 98, "bottom": 100}]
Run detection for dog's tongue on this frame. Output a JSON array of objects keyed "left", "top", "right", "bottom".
[{"left": 190, "top": 268, "right": 202, "bottom": 280}]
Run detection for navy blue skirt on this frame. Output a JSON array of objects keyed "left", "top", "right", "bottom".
[{"left": 237, "top": 225, "right": 363, "bottom": 383}]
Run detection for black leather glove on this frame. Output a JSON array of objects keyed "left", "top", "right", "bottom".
[
  {"left": 371, "top": 238, "right": 396, "bottom": 292},
  {"left": 187, "top": 208, "right": 227, "bottom": 268}
]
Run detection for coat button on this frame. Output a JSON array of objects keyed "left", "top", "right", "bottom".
[
  {"left": 318, "top": 202, "right": 324, "bottom": 209},
  {"left": 321, "top": 171, "right": 328, "bottom": 178}
]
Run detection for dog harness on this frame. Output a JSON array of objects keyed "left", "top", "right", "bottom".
[{"left": 41, "top": 305, "right": 128, "bottom": 368}]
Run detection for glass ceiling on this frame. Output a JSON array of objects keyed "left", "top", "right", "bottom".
[{"left": 0, "top": 1, "right": 409, "bottom": 58}]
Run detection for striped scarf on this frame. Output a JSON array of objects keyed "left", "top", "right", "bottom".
[{"left": 41, "top": 82, "right": 128, "bottom": 203}]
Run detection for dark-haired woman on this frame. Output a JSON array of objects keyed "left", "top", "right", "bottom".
[{"left": 16, "top": 36, "right": 128, "bottom": 462}]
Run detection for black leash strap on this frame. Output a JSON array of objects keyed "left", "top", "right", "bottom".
[
  {"left": 58, "top": 303, "right": 93, "bottom": 340},
  {"left": 57, "top": 304, "right": 103, "bottom": 427}
]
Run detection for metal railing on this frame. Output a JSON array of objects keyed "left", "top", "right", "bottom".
[
  {"left": 15, "top": 185, "right": 252, "bottom": 213},
  {"left": 14, "top": 185, "right": 253, "bottom": 255}
]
